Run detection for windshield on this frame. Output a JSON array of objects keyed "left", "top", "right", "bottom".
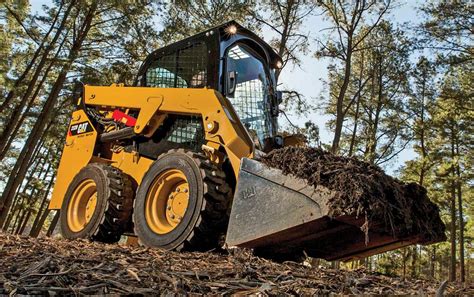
[{"left": 226, "top": 44, "right": 272, "bottom": 146}]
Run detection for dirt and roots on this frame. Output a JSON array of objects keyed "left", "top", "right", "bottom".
[
  {"left": 261, "top": 147, "right": 446, "bottom": 243},
  {"left": 1, "top": 234, "right": 471, "bottom": 295},
  {"left": 0, "top": 148, "right": 453, "bottom": 294}
]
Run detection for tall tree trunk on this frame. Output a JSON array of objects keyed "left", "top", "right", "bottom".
[
  {"left": 418, "top": 74, "right": 427, "bottom": 186},
  {"left": 12, "top": 153, "right": 51, "bottom": 234},
  {"left": 449, "top": 185, "right": 456, "bottom": 282},
  {"left": 19, "top": 160, "right": 52, "bottom": 235},
  {"left": 411, "top": 246, "right": 418, "bottom": 278},
  {"left": 449, "top": 133, "right": 457, "bottom": 282},
  {"left": 18, "top": 206, "right": 33, "bottom": 234},
  {"left": 402, "top": 248, "right": 407, "bottom": 279},
  {"left": 2, "top": 100, "right": 67, "bottom": 230},
  {"left": 46, "top": 210, "right": 60, "bottom": 237},
  {"left": 456, "top": 164, "right": 465, "bottom": 282},
  {"left": 440, "top": 253, "right": 444, "bottom": 279},
  {"left": 0, "top": 2, "right": 63, "bottom": 113},
  {"left": 331, "top": 43, "right": 353, "bottom": 153},
  {"left": 0, "top": 1, "right": 74, "bottom": 159},
  {"left": 29, "top": 169, "right": 54, "bottom": 236},
  {"left": 2, "top": 150, "right": 42, "bottom": 230},
  {"left": 1, "top": 144, "right": 47, "bottom": 231},
  {"left": 31, "top": 208, "right": 50, "bottom": 237},
  {"left": 430, "top": 245, "right": 436, "bottom": 279},
  {"left": 348, "top": 49, "right": 365, "bottom": 156},
  {"left": 368, "top": 55, "right": 383, "bottom": 164},
  {"left": 0, "top": 35, "right": 68, "bottom": 160},
  {"left": 14, "top": 207, "right": 28, "bottom": 234},
  {"left": 274, "top": 0, "right": 294, "bottom": 82},
  {"left": 0, "top": 2, "right": 97, "bottom": 225}
]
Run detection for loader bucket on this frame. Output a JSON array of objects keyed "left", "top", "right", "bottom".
[{"left": 226, "top": 158, "right": 431, "bottom": 261}]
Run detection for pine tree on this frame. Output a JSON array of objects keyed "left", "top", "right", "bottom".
[
  {"left": 324, "top": 21, "right": 411, "bottom": 165},
  {"left": 315, "top": 0, "right": 392, "bottom": 153},
  {"left": 430, "top": 65, "right": 473, "bottom": 282},
  {"left": 158, "top": 0, "right": 258, "bottom": 44}
]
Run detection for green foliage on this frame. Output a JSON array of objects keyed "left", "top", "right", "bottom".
[
  {"left": 325, "top": 21, "right": 411, "bottom": 165},
  {"left": 0, "top": 0, "right": 30, "bottom": 94},
  {"left": 419, "top": 1, "right": 473, "bottom": 66},
  {"left": 0, "top": 0, "right": 472, "bottom": 282},
  {"left": 158, "top": 0, "right": 258, "bottom": 44}
]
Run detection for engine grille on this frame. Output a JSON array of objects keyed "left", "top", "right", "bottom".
[{"left": 165, "top": 115, "right": 204, "bottom": 151}]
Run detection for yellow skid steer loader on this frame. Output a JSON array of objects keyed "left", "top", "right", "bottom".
[{"left": 49, "top": 22, "right": 438, "bottom": 261}]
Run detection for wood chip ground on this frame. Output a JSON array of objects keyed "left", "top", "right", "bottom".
[{"left": 1, "top": 234, "right": 472, "bottom": 295}]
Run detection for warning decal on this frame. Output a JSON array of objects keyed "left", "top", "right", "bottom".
[{"left": 69, "top": 121, "right": 93, "bottom": 136}]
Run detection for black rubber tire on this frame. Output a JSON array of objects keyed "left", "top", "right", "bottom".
[
  {"left": 133, "top": 149, "right": 232, "bottom": 251},
  {"left": 59, "top": 163, "right": 134, "bottom": 243}
]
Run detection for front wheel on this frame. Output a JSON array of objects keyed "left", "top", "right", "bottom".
[
  {"left": 59, "top": 163, "right": 134, "bottom": 243},
  {"left": 133, "top": 149, "right": 231, "bottom": 251}
]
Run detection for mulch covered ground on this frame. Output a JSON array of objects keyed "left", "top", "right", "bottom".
[
  {"left": 1, "top": 234, "right": 472, "bottom": 295},
  {"left": 261, "top": 147, "right": 446, "bottom": 243}
]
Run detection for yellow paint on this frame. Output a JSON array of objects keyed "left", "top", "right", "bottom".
[
  {"left": 49, "top": 85, "right": 254, "bottom": 211},
  {"left": 66, "top": 179, "right": 97, "bottom": 232},
  {"left": 83, "top": 85, "right": 254, "bottom": 177},
  {"left": 49, "top": 110, "right": 97, "bottom": 209},
  {"left": 110, "top": 151, "right": 153, "bottom": 184},
  {"left": 145, "top": 169, "right": 189, "bottom": 234}
]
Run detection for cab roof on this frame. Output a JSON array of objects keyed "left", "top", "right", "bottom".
[{"left": 147, "top": 20, "right": 282, "bottom": 66}]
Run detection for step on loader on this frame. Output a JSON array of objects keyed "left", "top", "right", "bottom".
[{"left": 49, "top": 21, "right": 444, "bottom": 261}]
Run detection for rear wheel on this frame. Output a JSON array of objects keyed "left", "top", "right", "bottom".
[
  {"left": 133, "top": 149, "right": 231, "bottom": 251},
  {"left": 60, "top": 163, "right": 134, "bottom": 243}
]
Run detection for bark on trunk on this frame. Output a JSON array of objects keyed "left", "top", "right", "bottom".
[
  {"left": 1, "top": 145, "right": 46, "bottom": 231},
  {"left": 348, "top": 50, "right": 365, "bottom": 156},
  {"left": 331, "top": 46, "right": 352, "bottom": 154},
  {"left": 0, "top": 2, "right": 63, "bottom": 113},
  {"left": 14, "top": 208, "right": 27, "bottom": 234},
  {"left": 0, "top": 2, "right": 97, "bottom": 225},
  {"left": 368, "top": 55, "right": 383, "bottom": 164},
  {"left": 18, "top": 207, "right": 33, "bottom": 235},
  {"left": 274, "top": 0, "right": 294, "bottom": 82},
  {"left": 29, "top": 173, "right": 54, "bottom": 237},
  {"left": 411, "top": 246, "right": 418, "bottom": 278},
  {"left": 0, "top": 35, "right": 68, "bottom": 160},
  {"left": 430, "top": 246, "right": 436, "bottom": 279},
  {"left": 13, "top": 155, "right": 51, "bottom": 235},
  {"left": 449, "top": 183, "right": 456, "bottom": 282},
  {"left": 402, "top": 248, "right": 407, "bottom": 279},
  {"left": 31, "top": 208, "right": 50, "bottom": 237},
  {"left": 46, "top": 210, "right": 60, "bottom": 237},
  {"left": 449, "top": 135, "right": 457, "bottom": 282},
  {"left": 456, "top": 164, "right": 465, "bottom": 282}
]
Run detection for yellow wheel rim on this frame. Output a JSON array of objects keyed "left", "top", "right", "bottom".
[
  {"left": 67, "top": 179, "right": 98, "bottom": 232},
  {"left": 145, "top": 169, "right": 190, "bottom": 234}
]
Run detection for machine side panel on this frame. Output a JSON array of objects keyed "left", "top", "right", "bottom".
[
  {"left": 48, "top": 110, "right": 97, "bottom": 209},
  {"left": 82, "top": 86, "right": 254, "bottom": 178}
]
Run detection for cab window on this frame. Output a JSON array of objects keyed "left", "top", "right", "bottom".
[
  {"left": 145, "top": 42, "right": 207, "bottom": 88},
  {"left": 226, "top": 44, "right": 272, "bottom": 146}
]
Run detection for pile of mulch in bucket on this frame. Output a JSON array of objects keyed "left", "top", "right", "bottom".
[
  {"left": 0, "top": 234, "right": 471, "bottom": 295},
  {"left": 261, "top": 147, "right": 446, "bottom": 243}
]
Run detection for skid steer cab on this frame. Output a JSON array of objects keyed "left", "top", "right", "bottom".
[
  {"left": 50, "top": 21, "right": 421, "bottom": 261},
  {"left": 50, "top": 21, "right": 285, "bottom": 252}
]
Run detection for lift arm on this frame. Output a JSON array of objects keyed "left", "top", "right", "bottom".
[{"left": 49, "top": 84, "right": 254, "bottom": 209}]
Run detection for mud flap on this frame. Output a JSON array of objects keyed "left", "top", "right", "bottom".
[{"left": 226, "top": 158, "right": 422, "bottom": 261}]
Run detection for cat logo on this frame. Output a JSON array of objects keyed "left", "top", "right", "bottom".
[{"left": 69, "top": 121, "right": 94, "bottom": 136}]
